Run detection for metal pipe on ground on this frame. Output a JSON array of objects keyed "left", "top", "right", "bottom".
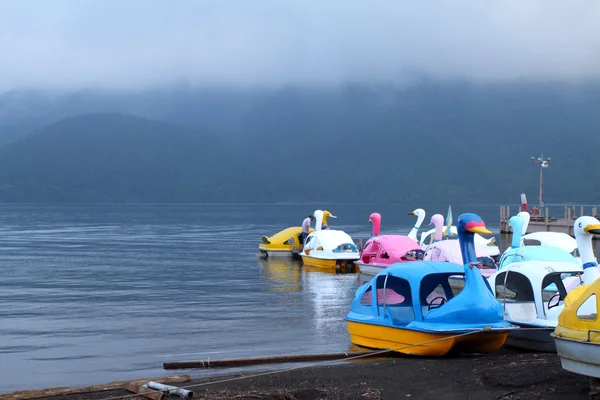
[
  {"left": 163, "top": 351, "right": 389, "bottom": 370},
  {"left": 147, "top": 382, "right": 194, "bottom": 398},
  {"left": 124, "top": 382, "right": 164, "bottom": 400}
]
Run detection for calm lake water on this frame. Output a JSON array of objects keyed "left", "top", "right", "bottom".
[{"left": 0, "top": 203, "right": 583, "bottom": 393}]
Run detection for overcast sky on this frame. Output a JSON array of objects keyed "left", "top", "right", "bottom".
[{"left": 0, "top": 0, "right": 599, "bottom": 90}]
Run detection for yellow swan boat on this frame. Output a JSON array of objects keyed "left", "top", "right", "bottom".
[
  {"left": 259, "top": 227, "right": 314, "bottom": 258},
  {"left": 552, "top": 216, "right": 600, "bottom": 377}
]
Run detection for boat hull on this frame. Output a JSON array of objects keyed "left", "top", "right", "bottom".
[
  {"left": 346, "top": 321, "right": 509, "bottom": 356},
  {"left": 553, "top": 335, "right": 600, "bottom": 378},
  {"left": 301, "top": 256, "right": 359, "bottom": 273},
  {"left": 354, "top": 263, "right": 387, "bottom": 276},
  {"left": 504, "top": 326, "right": 555, "bottom": 352},
  {"left": 258, "top": 249, "right": 295, "bottom": 258}
]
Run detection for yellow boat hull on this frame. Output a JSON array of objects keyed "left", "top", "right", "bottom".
[
  {"left": 301, "top": 256, "right": 337, "bottom": 268},
  {"left": 346, "top": 321, "right": 508, "bottom": 356},
  {"left": 301, "top": 256, "right": 359, "bottom": 273}
]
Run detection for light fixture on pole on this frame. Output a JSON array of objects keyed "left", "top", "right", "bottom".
[{"left": 531, "top": 152, "right": 551, "bottom": 212}]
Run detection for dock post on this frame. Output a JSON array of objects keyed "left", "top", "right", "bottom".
[{"left": 581, "top": 206, "right": 584, "bottom": 218}]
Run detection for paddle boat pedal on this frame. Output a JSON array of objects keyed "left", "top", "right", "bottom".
[
  {"left": 345, "top": 213, "right": 516, "bottom": 356},
  {"left": 336, "top": 260, "right": 358, "bottom": 274}
]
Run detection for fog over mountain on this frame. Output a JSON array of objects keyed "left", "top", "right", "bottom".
[
  {"left": 1, "top": 1, "right": 599, "bottom": 90},
  {"left": 0, "top": 1, "right": 598, "bottom": 204}
]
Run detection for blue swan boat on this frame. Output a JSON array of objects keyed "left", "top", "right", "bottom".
[{"left": 345, "top": 213, "right": 516, "bottom": 356}]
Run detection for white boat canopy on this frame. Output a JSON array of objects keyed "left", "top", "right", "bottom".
[
  {"left": 489, "top": 260, "right": 583, "bottom": 327},
  {"left": 522, "top": 232, "right": 578, "bottom": 254}
]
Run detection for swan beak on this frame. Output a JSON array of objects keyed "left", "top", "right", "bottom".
[
  {"left": 465, "top": 221, "right": 492, "bottom": 235},
  {"left": 408, "top": 211, "right": 415, "bottom": 215},
  {"left": 584, "top": 224, "right": 600, "bottom": 234},
  {"left": 469, "top": 226, "right": 492, "bottom": 235},
  {"left": 330, "top": 215, "right": 337, "bottom": 219}
]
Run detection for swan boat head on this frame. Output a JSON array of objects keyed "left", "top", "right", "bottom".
[
  {"left": 423, "top": 213, "right": 510, "bottom": 326},
  {"left": 407, "top": 208, "right": 426, "bottom": 242},
  {"left": 369, "top": 212, "right": 381, "bottom": 237}
]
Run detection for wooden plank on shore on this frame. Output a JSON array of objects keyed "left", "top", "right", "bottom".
[
  {"left": 163, "top": 351, "right": 389, "bottom": 370},
  {"left": 0, "top": 375, "right": 191, "bottom": 400}
]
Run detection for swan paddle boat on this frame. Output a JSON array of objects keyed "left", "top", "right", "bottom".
[
  {"left": 510, "top": 210, "right": 581, "bottom": 262},
  {"left": 552, "top": 217, "right": 600, "bottom": 377},
  {"left": 419, "top": 208, "right": 500, "bottom": 258},
  {"left": 259, "top": 226, "right": 315, "bottom": 258},
  {"left": 356, "top": 213, "right": 423, "bottom": 276},
  {"left": 498, "top": 214, "right": 581, "bottom": 270},
  {"left": 300, "top": 210, "right": 360, "bottom": 272},
  {"left": 345, "top": 213, "right": 515, "bottom": 356},
  {"left": 423, "top": 214, "right": 498, "bottom": 278},
  {"left": 498, "top": 214, "right": 583, "bottom": 292},
  {"left": 488, "top": 216, "right": 583, "bottom": 352}
]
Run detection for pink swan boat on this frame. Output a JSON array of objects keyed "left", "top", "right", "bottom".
[
  {"left": 356, "top": 212, "right": 423, "bottom": 276},
  {"left": 424, "top": 214, "right": 498, "bottom": 278}
]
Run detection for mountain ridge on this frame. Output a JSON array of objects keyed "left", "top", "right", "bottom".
[{"left": 0, "top": 81, "right": 597, "bottom": 204}]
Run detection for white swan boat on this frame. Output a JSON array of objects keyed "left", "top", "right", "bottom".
[
  {"left": 489, "top": 214, "right": 588, "bottom": 351},
  {"left": 299, "top": 209, "right": 360, "bottom": 272}
]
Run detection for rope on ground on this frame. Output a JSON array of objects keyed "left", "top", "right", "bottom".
[{"left": 93, "top": 328, "right": 498, "bottom": 400}]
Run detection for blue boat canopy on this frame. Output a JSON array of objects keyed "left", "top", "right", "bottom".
[
  {"left": 347, "top": 261, "right": 511, "bottom": 332},
  {"left": 499, "top": 246, "right": 579, "bottom": 269}
]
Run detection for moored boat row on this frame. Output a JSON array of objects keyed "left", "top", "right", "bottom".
[{"left": 258, "top": 205, "right": 600, "bottom": 370}]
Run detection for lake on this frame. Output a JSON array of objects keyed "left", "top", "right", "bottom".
[{"left": 0, "top": 203, "right": 569, "bottom": 393}]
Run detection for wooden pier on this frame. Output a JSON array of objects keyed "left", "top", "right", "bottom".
[{"left": 500, "top": 205, "right": 599, "bottom": 237}]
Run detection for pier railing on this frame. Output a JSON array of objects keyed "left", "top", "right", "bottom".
[{"left": 500, "top": 205, "right": 599, "bottom": 236}]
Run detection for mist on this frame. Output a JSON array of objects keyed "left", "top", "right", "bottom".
[{"left": 1, "top": 0, "right": 599, "bottom": 91}]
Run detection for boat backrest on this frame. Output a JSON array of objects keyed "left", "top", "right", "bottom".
[
  {"left": 503, "top": 301, "right": 537, "bottom": 322},
  {"left": 384, "top": 305, "right": 414, "bottom": 327}
]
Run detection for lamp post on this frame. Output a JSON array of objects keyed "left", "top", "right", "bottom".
[{"left": 531, "top": 152, "right": 551, "bottom": 214}]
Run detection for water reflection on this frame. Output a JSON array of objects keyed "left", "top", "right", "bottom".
[
  {"left": 301, "top": 264, "right": 340, "bottom": 274},
  {"left": 258, "top": 257, "right": 302, "bottom": 293},
  {"left": 301, "top": 266, "right": 358, "bottom": 337}
]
